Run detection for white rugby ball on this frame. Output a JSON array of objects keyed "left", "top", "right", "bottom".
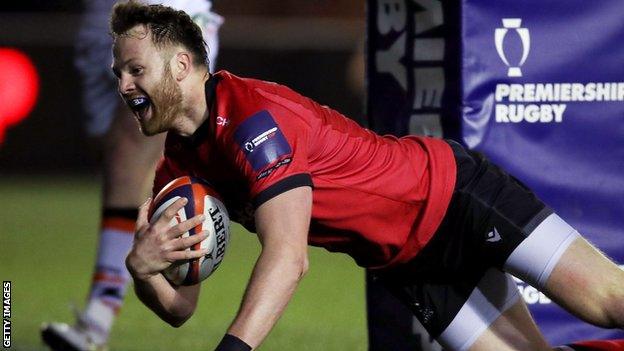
[{"left": 149, "top": 176, "right": 230, "bottom": 285}]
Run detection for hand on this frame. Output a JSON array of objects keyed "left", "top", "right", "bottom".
[{"left": 126, "top": 197, "right": 209, "bottom": 281}]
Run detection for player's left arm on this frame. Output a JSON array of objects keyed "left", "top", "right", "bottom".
[{"left": 225, "top": 185, "right": 312, "bottom": 349}]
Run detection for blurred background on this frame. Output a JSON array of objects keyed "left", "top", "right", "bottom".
[
  {"left": 0, "top": 1, "right": 369, "bottom": 350},
  {"left": 0, "top": 0, "right": 366, "bottom": 173}
]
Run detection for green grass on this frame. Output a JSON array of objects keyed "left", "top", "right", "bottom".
[{"left": 0, "top": 177, "right": 367, "bottom": 350}]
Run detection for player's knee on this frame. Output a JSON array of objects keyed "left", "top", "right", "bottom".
[
  {"left": 591, "top": 282, "right": 624, "bottom": 328},
  {"left": 603, "top": 289, "right": 624, "bottom": 328}
]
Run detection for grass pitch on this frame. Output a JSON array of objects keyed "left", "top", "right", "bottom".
[{"left": 0, "top": 176, "right": 367, "bottom": 350}]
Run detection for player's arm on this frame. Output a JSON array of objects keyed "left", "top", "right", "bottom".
[
  {"left": 126, "top": 197, "right": 208, "bottom": 327},
  {"left": 225, "top": 186, "right": 312, "bottom": 349}
]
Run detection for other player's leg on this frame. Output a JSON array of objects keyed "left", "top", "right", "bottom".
[
  {"left": 468, "top": 295, "right": 550, "bottom": 351},
  {"left": 41, "top": 106, "right": 165, "bottom": 351},
  {"left": 377, "top": 266, "right": 552, "bottom": 351}
]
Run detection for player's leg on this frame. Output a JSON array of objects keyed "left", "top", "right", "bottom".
[
  {"left": 509, "top": 230, "right": 624, "bottom": 329},
  {"left": 41, "top": 105, "right": 165, "bottom": 350},
  {"left": 377, "top": 266, "right": 552, "bottom": 351},
  {"left": 456, "top": 139, "right": 624, "bottom": 334},
  {"left": 42, "top": 7, "right": 127, "bottom": 349},
  {"left": 102, "top": 106, "right": 165, "bottom": 209},
  {"left": 433, "top": 270, "right": 550, "bottom": 351},
  {"left": 545, "top": 236, "right": 624, "bottom": 328},
  {"left": 468, "top": 295, "right": 550, "bottom": 351},
  {"left": 43, "top": 9, "right": 176, "bottom": 351},
  {"left": 84, "top": 105, "right": 166, "bottom": 335}
]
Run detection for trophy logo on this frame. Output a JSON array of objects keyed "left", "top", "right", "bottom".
[{"left": 495, "top": 18, "right": 530, "bottom": 77}]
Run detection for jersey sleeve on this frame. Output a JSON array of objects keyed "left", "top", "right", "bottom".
[
  {"left": 219, "top": 107, "right": 313, "bottom": 208},
  {"left": 152, "top": 156, "right": 180, "bottom": 197}
]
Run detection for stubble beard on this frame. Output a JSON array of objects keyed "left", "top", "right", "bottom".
[{"left": 141, "top": 64, "right": 184, "bottom": 136}]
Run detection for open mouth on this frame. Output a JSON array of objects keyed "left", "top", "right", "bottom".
[{"left": 127, "top": 96, "right": 151, "bottom": 120}]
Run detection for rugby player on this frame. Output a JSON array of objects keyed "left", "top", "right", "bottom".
[
  {"left": 40, "top": 1, "right": 222, "bottom": 350},
  {"left": 111, "top": 2, "right": 624, "bottom": 350}
]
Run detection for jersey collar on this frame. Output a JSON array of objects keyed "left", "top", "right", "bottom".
[{"left": 184, "top": 73, "right": 221, "bottom": 146}]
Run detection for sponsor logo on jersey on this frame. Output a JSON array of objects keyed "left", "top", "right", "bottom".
[
  {"left": 256, "top": 157, "right": 292, "bottom": 180},
  {"left": 233, "top": 110, "right": 292, "bottom": 171},
  {"left": 492, "top": 18, "right": 624, "bottom": 124},
  {"left": 216, "top": 116, "right": 230, "bottom": 126}
]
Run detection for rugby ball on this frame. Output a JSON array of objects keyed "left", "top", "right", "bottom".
[{"left": 149, "top": 176, "right": 230, "bottom": 286}]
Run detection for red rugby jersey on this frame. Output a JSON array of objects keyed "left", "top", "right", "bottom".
[{"left": 154, "top": 71, "right": 456, "bottom": 269}]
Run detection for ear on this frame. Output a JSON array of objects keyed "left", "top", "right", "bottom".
[{"left": 173, "top": 51, "right": 192, "bottom": 81}]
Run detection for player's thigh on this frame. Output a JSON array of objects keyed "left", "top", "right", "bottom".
[
  {"left": 468, "top": 297, "right": 550, "bottom": 351},
  {"left": 378, "top": 268, "right": 544, "bottom": 351},
  {"left": 434, "top": 269, "right": 549, "bottom": 351},
  {"left": 75, "top": 8, "right": 119, "bottom": 138},
  {"left": 541, "top": 236, "right": 624, "bottom": 326}
]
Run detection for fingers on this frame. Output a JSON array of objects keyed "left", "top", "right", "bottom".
[
  {"left": 167, "top": 247, "right": 210, "bottom": 262},
  {"left": 157, "top": 197, "right": 188, "bottom": 226},
  {"left": 136, "top": 197, "right": 152, "bottom": 231},
  {"left": 171, "top": 231, "right": 209, "bottom": 251},
  {"left": 168, "top": 214, "right": 205, "bottom": 239}
]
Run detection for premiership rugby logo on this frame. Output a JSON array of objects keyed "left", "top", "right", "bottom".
[
  {"left": 495, "top": 18, "right": 530, "bottom": 78},
  {"left": 233, "top": 110, "right": 292, "bottom": 171},
  {"left": 244, "top": 127, "right": 278, "bottom": 152},
  {"left": 492, "top": 18, "right": 624, "bottom": 124}
]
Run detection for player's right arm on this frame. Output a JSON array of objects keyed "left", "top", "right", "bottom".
[{"left": 126, "top": 197, "right": 208, "bottom": 327}]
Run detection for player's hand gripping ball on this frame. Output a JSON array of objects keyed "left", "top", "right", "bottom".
[{"left": 149, "top": 176, "right": 230, "bottom": 285}]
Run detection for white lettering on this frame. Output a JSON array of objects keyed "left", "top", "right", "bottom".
[
  {"left": 524, "top": 84, "right": 535, "bottom": 102},
  {"left": 560, "top": 83, "right": 571, "bottom": 101},
  {"left": 518, "top": 285, "right": 552, "bottom": 305},
  {"left": 413, "top": 68, "right": 443, "bottom": 109},
  {"left": 509, "top": 84, "right": 524, "bottom": 102},
  {"left": 495, "top": 104, "right": 566, "bottom": 123},
  {"left": 535, "top": 84, "right": 553, "bottom": 102},
  {"left": 377, "top": 0, "right": 406, "bottom": 34},
  {"left": 413, "top": 0, "right": 442, "bottom": 34},
  {"left": 524, "top": 104, "right": 540, "bottom": 123},
  {"left": 596, "top": 83, "right": 610, "bottom": 101},
  {"left": 375, "top": 32, "right": 407, "bottom": 90},
  {"left": 540, "top": 104, "right": 553, "bottom": 123},
  {"left": 496, "top": 104, "right": 509, "bottom": 122},
  {"left": 495, "top": 84, "right": 510, "bottom": 101},
  {"left": 509, "top": 104, "right": 523, "bottom": 123},
  {"left": 552, "top": 104, "right": 566, "bottom": 122},
  {"left": 585, "top": 83, "right": 596, "bottom": 101}
]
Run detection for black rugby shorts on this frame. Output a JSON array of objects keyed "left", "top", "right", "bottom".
[{"left": 374, "top": 139, "right": 553, "bottom": 339}]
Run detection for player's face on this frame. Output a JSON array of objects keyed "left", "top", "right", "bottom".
[{"left": 112, "top": 26, "right": 184, "bottom": 136}]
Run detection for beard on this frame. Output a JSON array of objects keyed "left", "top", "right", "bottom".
[{"left": 140, "top": 64, "right": 184, "bottom": 136}]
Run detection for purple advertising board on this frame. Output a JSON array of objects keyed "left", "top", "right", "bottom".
[
  {"left": 367, "top": 0, "right": 624, "bottom": 348},
  {"left": 462, "top": 0, "right": 624, "bottom": 343}
]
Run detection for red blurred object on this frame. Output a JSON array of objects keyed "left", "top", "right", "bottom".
[
  {"left": 566, "top": 339, "right": 624, "bottom": 351},
  {"left": 0, "top": 48, "right": 39, "bottom": 142}
]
